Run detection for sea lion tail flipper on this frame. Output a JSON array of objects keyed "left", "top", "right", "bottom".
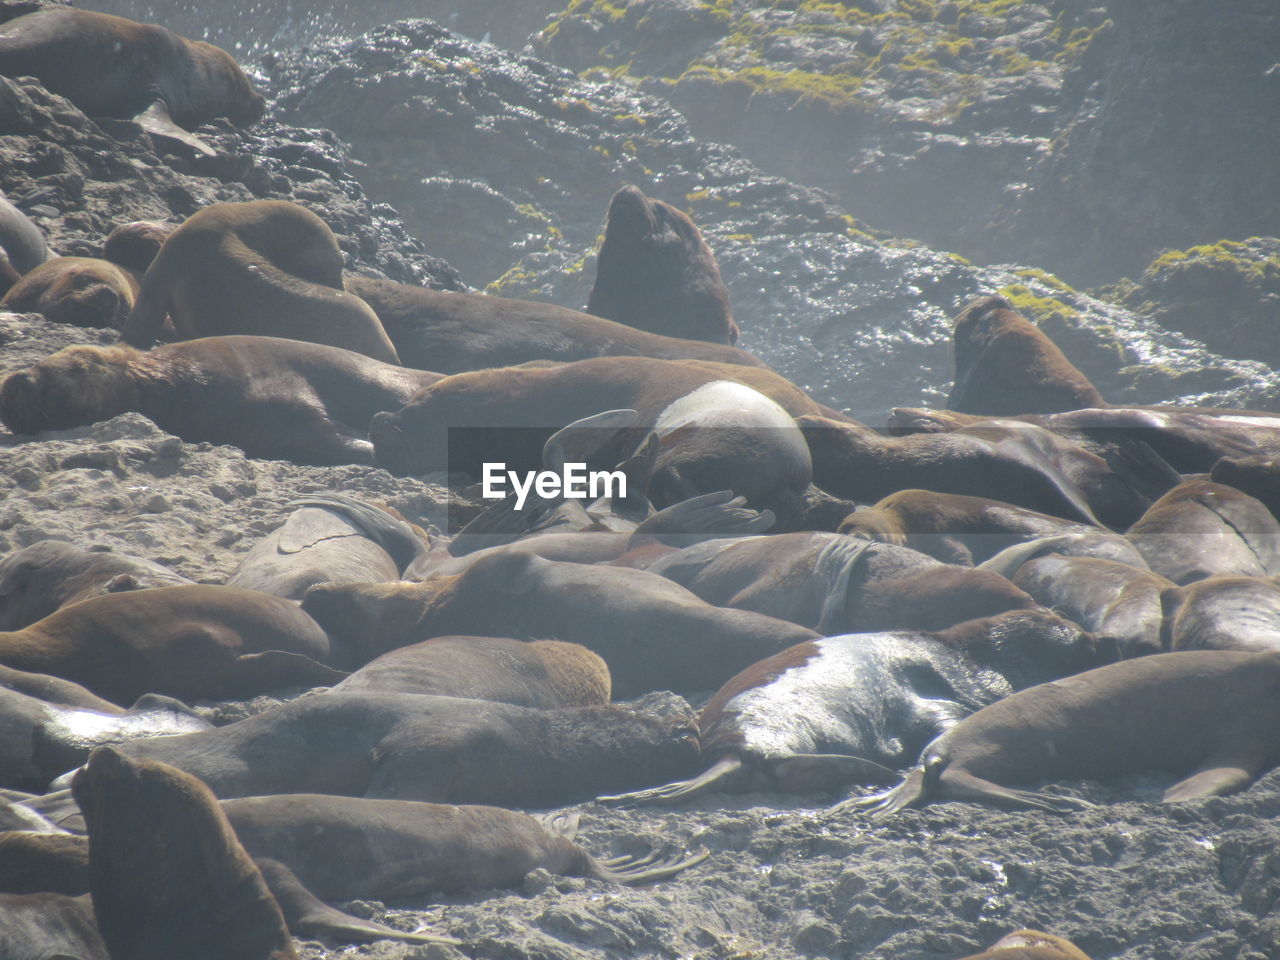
[
  {"left": 590, "top": 844, "right": 711, "bottom": 884},
  {"left": 635, "top": 490, "right": 775, "bottom": 545},
  {"left": 767, "top": 753, "right": 898, "bottom": 794},
  {"left": 542, "top": 408, "right": 639, "bottom": 472},
  {"left": 939, "top": 768, "right": 1094, "bottom": 813},
  {"left": 254, "top": 857, "right": 461, "bottom": 945},
  {"left": 1162, "top": 762, "right": 1254, "bottom": 802},
  {"left": 831, "top": 766, "right": 930, "bottom": 818},
  {"left": 1105, "top": 439, "right": 1183, "bottom": 500},
  {"left": 132, "top": 99, "right": 217, "bottom": 157},
  {"left": 596, "top": 754, "right": 747, "bottom": 808}
]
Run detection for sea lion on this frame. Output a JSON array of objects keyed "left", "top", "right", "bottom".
[
  {"left": 226, "top": 495, "right": 429, "bottom": 599},
  {"left": 0, "top": 191, "right": 46, "bottom": 293},
  {"left": 0, "top": 684, "right": 209, "bottom": 790},
  {"left": 588, "top": 184, "right": 739, "bottom": 345},
  {"left": 0, "top": 8, "right": 265, "bottom": 131},
  {"left": 838, "top": 490, "right": 1098, "bottom": 565},
  {"left": 0, "top": 540, "right": 192, "bottom": 630},
  {"left": 0, "top": 831, "right": 89, "bottom": 894},
  {"left": 121, "top": 200, "right": 400, "bottom": 363},
  {"left": 0, "top": 891, "right": 104, "bottom": 960},
  {"left": 603, "top": 609, "right": 1104, "bottom": 806},
  {"left": 847, "top": 650, "right": 1280, "bottom": 815},
  {"left": 331, "top": 636, "right": 611, "bottom": 708},
  {"left": 1211, "top": 455, "right": 1280, "bottom": 521},
  {"left": 0, "top": 663, "right": 125, "bottom": 714},
  {"left": 346, "top": 274, "right": 765, "bottom": 372},
  {"left": 1009, "top": 555, "right": 1172, "bottom": 658},
  {"left": 0, "top": 584, "right": 343, "bottom": 706},
  {"left": 1162, "top": 575, "right": 1280, "bottom": 653},
  {"left": 648, "top": 533, "right": 1038, "bottom": 633},
  {"left": 0, "top": 256, "right": 138, "bottom": 328},
  {"left": 1125, "top": 478, "right": 1280, "bottom": 584},
  {"left": 104, "top": 691, "right": 701, "bottom": 808},
  {"left": 976, "top": 532, "right": 1150, "bottom": 579},
  {"left": 947, "top": 295, "right": 1105, "bottom": 415},
  {"left": 957, "top": 929, "right": 1092, "bottom": 960},
  {"left": 0, "top": 337, "right": 442, "bottom": 465},
  {"left": 370, "top": 354, "right": 839, "bottom": 479},
  {"left": 302, "top": 550, "right": 819, "bottom": 697},
  {"left": 100, "top": 219, "right": 176, "bottom": 277}
]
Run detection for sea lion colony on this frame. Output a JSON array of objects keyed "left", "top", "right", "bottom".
[{"left": 0, "top": 9, "right": 1277, "bottom": 960}]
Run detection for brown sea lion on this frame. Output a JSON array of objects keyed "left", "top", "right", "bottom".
[
  {"left": 0, "top": 256, "right": 138, "bottom": 329},
  {"left": 346, "top": 274, "right": 765, "bottom": 372},
  {"left": 0, "top": 337, "right": 442, "bottom": 465},
  {"left": 957, "top": 929, "right": 1092, "bottom": 960},
  {"left": 1009, "top": 555, "right": 1172, "bottom": 658},
  {"left": 603, "top": 609, "right": 1104, "bottom": 806},
  {"left": 0, "top": 584, "right": 343, "bottom": 706},
  {"left": 71, "top": 747, "right": 302, "bottom": 959},
  {"left": 100, "top": 219, "right": 176, "bottom": 277},
  {"left": 0, "top": 831, "right": 89, "bottom": 895},
  {"left": 947, "top": 295, "right": 1105, "bottom": 415},
  {"left": 838, "top": 490, "right": 1098, "bottom": 565},
  {"left": 0, "top": 191, "right": 46, "bottom": 294},
  {"left": 0, "top": 8, "right": 265, "bottom": 131},
  {"left": 1162, "top": 575, "right": 1280, "bottom": 653},
  {"left": 121, "top": 200, "right": 400, "bottom": 362},
  {"left": 847, "top": 650, "right": 1280, "bottom": 815},
  {"left": 1125, "top": 478, "right": 1280, "bottom": 584},
  {"left": 588, "top": 184, "right": 739, "bottom": 345},
  {"left": 106, "top": 691, "right": 701, "bottom": 808},
  {"left": 332, "top": 636, "right": 611, "bottom": 707},
  {"left": 302, "top": 550, "right": 819, "bottom": 697},
  {"left": 369, "top": 354, "right": 838, "bottom": 479},
  {"left": 0, "top": 540, "right": 193, "bottom": 630}
]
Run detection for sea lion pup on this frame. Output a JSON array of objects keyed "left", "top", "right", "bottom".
[
  {"left": 370, "top": 354, "right": 839, "bottom": 479},
  {"left": 332, "top": 636, "right": 611, "bottom": 707},
  {"left": 957, "top": 929, "right": 1092, "bottom": 960},
  {"left": 121, "top": 200, "right": 400, "bottom": 363},
  {"left": 1212, "top": 455, "right": 1280, "bottom": 520},
  {"left": 1125, "top": 478, "right": 1280, "bottom": 584},
  {"left": 0, "top": 584, "right": 344, "bottom": 706},
  {"left": 647, "top": 533, "right": 1038, "bottom": 633},
  {"left": 845, "top": 650, "right": 1280, "bottom": 816},
  {"left": 0, "top": 337, "right": 442, "bottom": 465},
  {"left": 0, "top": 256, "right": 138, "bottom": 329},
  {"left": 602, "top": 609, "right": 1104, "bottom": 807},
  {"left": 1162, "top": 575, "right": 1280, "bottom": 653},
  {"left": 1009, "top": 556, "right": 1172, "bottom": 658},
  {"left": 102, "top": 691, "right": 701, "bottom": 807},
  {"left": 588, "top": 184, "right": 739, "bottom": 345},
  {"left": 0, "top": 684, "right": 209, "bottom": 791},
  {"left": 226, "top": 495, "right": 429, "bottom": 600},
  {"left": 947, "top": 295, "right": 1105, "bottom": 416},
  {"left": 302, "top": 551, "right": 818, "bottom": 696},
  {"left": 0, "top": 9, "right": 265, "bottom": 130},
  {"left": 0, "top": 192, "right": 46, "bottom": 294},
  {"left": 346, "top": 274, "right": 765, "bottom": 372},
  {"left": 838, "top": 490, "right": 1098, "bottom": 566},
  {"left": 0, "top": 540, "right": 193, "bottom": 631}
]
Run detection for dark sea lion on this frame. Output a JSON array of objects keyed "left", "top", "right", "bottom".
[
  {"left": 302, "top": 550, "right": 818, "bottom": 696},
  {"left": 0, "top": 540, "right": 192, "bottom": 630},
  {"left": 0, "top": 191, "right": 46, "bottom": 292},
  {"left": 838, "top": 489, "right": 1097, "bottom": 565},
  {"left": 957, "top": 929, "right": 1092, "bottom": 960},
  {"left": 370, "top": 354, "right": 838, "bottom": 478},
  {"left": 0, "top": 584, "right": 343, "bottom": 705},
  {"left": 346, "top": 274, "right": 765, "bottom": 372},
  {"left": 848, "top": 650, "right": 1280, "bottom": 815},
  {"left": 604, "top": 609, "right": 1103, "bottom": 806},
  {"left": 947, "top": 295, "right": 1105, "bottom": 415},
  {"left": 0, "top": 256, "right": 138, "bottom": 329},
  {"left": 588, "top": 184, "right": 738, "bottom": 345},
  {"left": 70, "top": 747, "right": 303, "bottom": 959},
  {"left": 100, "top": 219, "right": 176, "bottom": 277},
  {"left": 122, "top": 200, "right": 399, "bottom": 362},
  {"left": 226, "top": 495, "right": 428, "bottom": 599},
  {"left": 332, "top": 636, "right": 611, "bottom": 707},
  {"left": 0, "top": 8, "right": 265, "bottom": 130},
  {"left": 1211, "top": 455, "right": 1280, "bottom": 520},
  {"left": 650, "top": 533, "right": 1037, "bottom": 633},
  {"left": 0, "top": 891, "right": 105, "bottom": 960},
  {"left": 1010, "top": 555, "right": 1172, "bottom": 658},
  {"left": 1125, "top": 478, "right": 1280, "bottom": 584},
  {"left": 1162, "top": 575, "right": 1280, "bottom": 653},
  {"left": 108, "top": 691, "right": 701, "bottom": 808},
  {"left": 0, "top": 337, "right": 442, "bottom": 465}
]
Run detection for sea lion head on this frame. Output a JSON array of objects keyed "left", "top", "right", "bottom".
[
  {"left": 102, "top": 220, "right": 177, "bottom": 276},
  {"left": 191, "top": 40, "right": 267, "bottom": 127},
  {"left": 302, "top": 578, "right": 440, "bottom": 660},
  {"left": 936, "top": 607, "right": 1113, "bottom": 689},
  {"left": 836, "top": 506, "right": 907, "bottom": 545},
  {"left": 0, "top": 344, "right": 139, "bottom": 435}
]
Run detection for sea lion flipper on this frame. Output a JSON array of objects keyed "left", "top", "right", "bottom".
[
  {"left": 233, "top": 651, "right": 349, "bottom": 691},
  {"left": 542, "top": 408, "right": 639, "bottom": 472},
  {"left": 939, "top": 768, "right": 1094, "bottom": 813},
  {"left": 132, "top": 99, "right": 217, "bottom": 157},
  {"left": 590, "top": 844, "right": 711, "bottom": 885},
  {"left": 596, "top": 754, "right": 746, "bottom": 807},
  {"left": 254, "top": 857, "right": 461, "bottom": 945},
  {"left": 767, "top": 753, "right": 898, "bottom": 794},
  {"left": 1162, "top": 763, "right": 1254, "bottom": 802}
]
